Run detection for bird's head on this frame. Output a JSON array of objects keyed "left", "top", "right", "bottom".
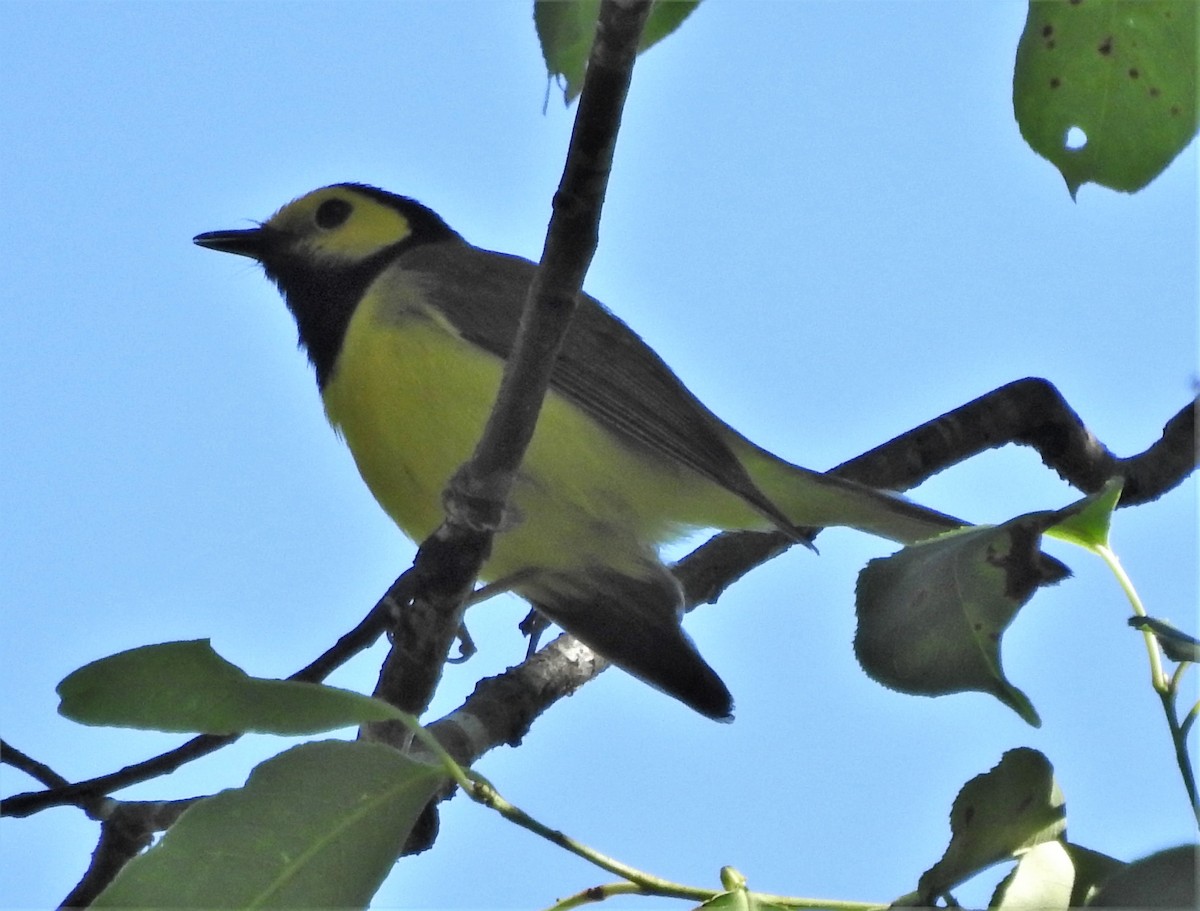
[
  {"left": 194, "top": 184, "right": 461, "bottom": 384},
  {"left": 194, "top": 183, "right": 460, "bottom": 276}
]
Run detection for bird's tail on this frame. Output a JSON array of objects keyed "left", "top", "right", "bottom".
[
  {"left": 521, "top": 565, "right": 734, "bottom": 721},
  {"left": 735, "top": 443, "right": 963, "bottom": 544}
]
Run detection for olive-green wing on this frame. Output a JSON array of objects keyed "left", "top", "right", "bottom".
[{"left": 397, "top": 242, "right": 792, "bottom": 529}]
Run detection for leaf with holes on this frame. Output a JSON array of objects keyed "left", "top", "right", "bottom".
[{"left": 1013, "top": 0, "right": 1198, "bottom": 196}]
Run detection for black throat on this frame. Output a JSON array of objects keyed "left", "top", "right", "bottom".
[
  {"left": 259, "top": 191, "right": 463, "bottom": 390},
  {"left": 263, "top": 245, "right": 401, "bottom": 390}
]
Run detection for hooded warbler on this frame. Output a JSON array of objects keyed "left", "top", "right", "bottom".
[{"left": 195, "top": 183, "right": 961, "bottom": 719}]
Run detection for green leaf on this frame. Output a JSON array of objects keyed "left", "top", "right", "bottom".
[
  {"left": 916, "top": 748, "right": 1066, "bottom": 904},
  {"left": 695, "top": 868, "right": 791, "bottom": 910},
  {"left": 1062, "top": 843, "right": 1126, "bottom": 907},
  {"left": 990, "top": 841, "right": 1126, "bottom": 909},
  {"left": 1129, "top": 616, "right": 1200, "bottom": 662},
  {"left": 58, "top": 640, "right": 403, "bottom": 735},
  {"left": 990, "top": 840, "right": 1074, "bottom": 910},
  {"left": 535, "top": 0, "right": 599, "bottom": 103},
  {"left": 639, "top": 2, "right": 698, "bottom": 55},
  {"left": 1042, "top": 476, "right": 1123, "bottom": 550},
  {"left": 1088, "top": 844, "right": 1198, "bottom": 907},
  {"left": 1013, "top": 0, "right": 1199, "bottom": 197},
  {"left": 698, "top": 886, "right": 789, "bottom": 911},
  {"left": 855, "top": 518, "right": 1069, "bottom": 726},
  {"left": 93, "top": 740, "right": 446, "bottom": 909},
  {"left": 535, "top": 0, "right": 701, "bottom": 104}
]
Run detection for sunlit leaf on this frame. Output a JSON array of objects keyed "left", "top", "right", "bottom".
[
  {"left": 1042, "top": 476, "right": 1123, "bottom": 549},
  {"left": 699, "top": 886, "right": 788, "bottom": 911},
  {"left": 991, "top": 840, "right": 1074, "bottom": 910},
  {"left": 1013, "top": 0, "right": 1198, "bottom": 196},
  {"left": 536, "top": 0, "right": 700, "bottom": 103},
  {"left": 58, "top": 640, "right": 403, "bottom": 735},
  {"left": 991, "top": 841, "right": 1126, "bottom": 909}
]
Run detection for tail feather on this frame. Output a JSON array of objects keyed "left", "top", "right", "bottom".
[
  {"left": 523, "top": 566, "right": 734, "bottom": 721},
  {"left": 736, "top": 444, "right": 963, "bottom": 544}
]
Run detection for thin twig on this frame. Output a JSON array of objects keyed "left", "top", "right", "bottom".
[
  {"left": 2, "top": 740, "right": 71, "bottom": 791},
  {"left": 1159, "top": 688, "right": 1200, "bottom": 829},
  {"left": 2, "top": 584, "right": 394, "bottom": 818}
]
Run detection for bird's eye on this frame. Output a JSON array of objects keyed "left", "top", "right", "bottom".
[{"left": 315, "top": 198, "right": 353, "bottom": 230}]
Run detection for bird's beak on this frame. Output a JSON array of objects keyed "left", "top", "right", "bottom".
[{"left": 193, "top": 227, "right": 268, "bottom": 259}]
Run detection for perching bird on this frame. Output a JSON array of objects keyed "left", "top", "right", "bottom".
[{"left": 195, "top": 183, "right": 961, "bottom": 719}]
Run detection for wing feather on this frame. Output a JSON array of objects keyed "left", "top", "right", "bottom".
[{"left": 393, "top": 242, "right": 792, "bottom": 528}]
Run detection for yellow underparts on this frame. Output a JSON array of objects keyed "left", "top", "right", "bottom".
[{"left": 319, "top": 283, "right": 765, "bottom": 599}]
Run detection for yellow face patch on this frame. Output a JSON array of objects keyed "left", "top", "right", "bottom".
[{"left": 266, "top": 186, "right": 412, "bottom": 264}]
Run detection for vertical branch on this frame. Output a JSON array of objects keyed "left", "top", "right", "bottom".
[{"left": 368, "top": 0, "right": 655, "bottom": 726}]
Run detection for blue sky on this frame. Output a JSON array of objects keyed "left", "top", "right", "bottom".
[{"left": 3, "top": 3, "right": 1196, "bottom": 908}]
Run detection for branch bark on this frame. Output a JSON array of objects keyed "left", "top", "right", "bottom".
[{"left": 834, "top": 377, "right": 1197, "bottom": 505}]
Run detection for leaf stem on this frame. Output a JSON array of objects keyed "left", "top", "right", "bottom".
[
  {"left": 545, "top": 880, "right": 645, "bottom": 910},
  {"left": 1180, "top": 695, "right": 1199, "bottom": 741},
  {"left": 1092, "top": 544, "right": 1198, "bottom": 827},
  {"left": 393, "top": 712, "right": 474, "bottom": 793},
  {"left": 467, "top": 775, "right": 715, "bottom": 902},
  {"left": 1158, "top": 686, "right": 1200, "bottom": 829},
  {"left": 1094, "top": 544, "right": 1166, "bottom": 692},
  {"left": 463, "top": 770, "right": 884, "bottom": 910}
]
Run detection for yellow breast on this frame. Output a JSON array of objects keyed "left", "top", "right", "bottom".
[{"left": 320, "top": 274, "right": 761, "bottom": 589}]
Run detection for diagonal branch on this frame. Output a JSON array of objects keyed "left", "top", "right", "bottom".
[
  {"left": 59, "top": 800, "right": 192, "bottom": 910},
  {"left": 834, "top": 377, "right": 1197, "bottom": 504},
  {"left": 413, "top": 380, "right": 1197, "bottom": 792}
]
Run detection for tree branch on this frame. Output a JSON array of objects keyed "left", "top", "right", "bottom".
[
  {"left": 59, "top": 800, "right": 192, "bottom": 910},
  {"left": 365, "top": 0, "right": 655, "bottom": 728},
  {"left": 17, "top": 373, "right": 1190, "bottom": 885},
  {"left": 406, "top": 380, "right": 1197, "bottom": 798},
  {"left": 833, "top": 377, "right": 1197, "bottom": 504}
]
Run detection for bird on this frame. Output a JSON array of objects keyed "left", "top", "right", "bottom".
[{"left": 194, "top": 182, "right": 962, "bottom": 720}]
